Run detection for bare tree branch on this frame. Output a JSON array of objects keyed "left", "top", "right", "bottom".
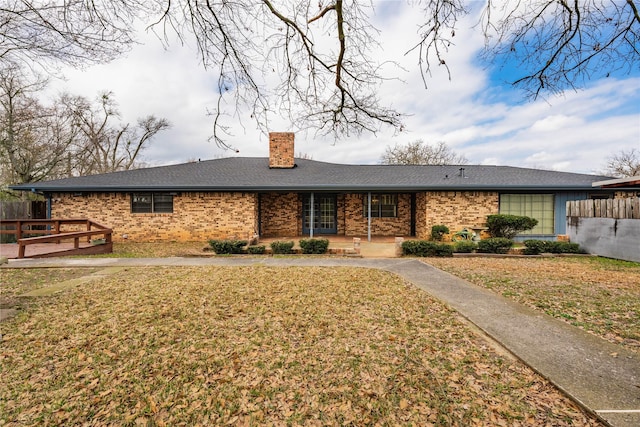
[
  {"left": 1, "top": 1, "right": 638, "bottom": 149},
  {"left": 380, "top": 140, "right": 468, "bottom": 165}
]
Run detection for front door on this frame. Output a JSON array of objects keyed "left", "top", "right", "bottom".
[{"left": 303, "top": 194, "right": 337, "bottom": 234}]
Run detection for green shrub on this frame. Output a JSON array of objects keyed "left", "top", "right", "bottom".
[
  {"left": 477, "top": 237, "right": 513, "bottom": 254},
  {"left": 430, "top": 225, "right": 450, "bottom": 241},
  {"left": 247, "top": 245, "right": 266, "bottom": 254},
  {"left": 486, "top": 214, "right": 538, "bottom": 239},
  {"left": 524, "top": 240, "right": 581, "bottom": 255},
  {"left": 454, "top": 240, "right": 477, "bottom": 253},
  {"left": 270, "top": 240, "right": 294, "bottom": 254},
  {"left": 402, "top": 240, "right": 453, "bottom": 257},
  {"left": 558, "top": 242, "right": 581, "bottom": 254},
  {"left": 523, "top": 239, "right": 546, "bottom": 255},
  {"left": 208, "top": 239, "right": 247, "bottom": 254},
  {"left": 299, "top": 238, "right": 329, "bottom": 254}
]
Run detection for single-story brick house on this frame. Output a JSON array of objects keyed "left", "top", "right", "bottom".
[{"left": 10, "top": 133, "right": 636, "bottom": 242}]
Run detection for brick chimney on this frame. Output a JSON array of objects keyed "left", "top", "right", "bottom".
[{"left": 269, "top": 132, "right": 295, "bottom": 169}]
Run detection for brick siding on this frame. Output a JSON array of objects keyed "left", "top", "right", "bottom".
[
  {"left": 259, "top": 193, "right": 300, "bottom": 237},
  {"left": 51, "top": 190, "right": 501, "bottom": 242},
  {"left": 343, "top": 193, "right": 413, "bottom": 236},
  {"left": 416, "top": 191, "right": 499, "bottom": 239},
  {"left": 51, "top": 192, "right": 258, "bottom": 242}
]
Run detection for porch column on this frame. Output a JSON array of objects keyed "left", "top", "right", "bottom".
[
  {"left": 367, "top": 192, "right": 372, "bottom": 242},
  {"left": 310, "top": 192, "right": 314, "bottom": 238}
]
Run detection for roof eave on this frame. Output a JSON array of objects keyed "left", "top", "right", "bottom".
[{"left": 11, "top": 184, "right": 610, "bottom": 193}]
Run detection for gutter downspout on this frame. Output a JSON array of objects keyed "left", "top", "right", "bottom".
[
  {"left": 46, "top": 193, "right": 52, "bottom": 219},
  {"left": 310, "top": 192, "right": 314, "bottom": 238},
  {"left": 367, "top": 192, "right": 372, "bottom": 242}
]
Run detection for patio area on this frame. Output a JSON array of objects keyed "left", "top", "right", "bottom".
[{"left": 258, "top": 235, "right": 405, "bottom": 258}]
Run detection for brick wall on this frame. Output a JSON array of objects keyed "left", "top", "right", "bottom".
[
  {"left": 50, "top": 190, "right": 500, "bottom": 242},
  {"left": 343, "top": 193, "right": 413, "bottom": 236},
  {"left": 259, "top": 192, "right": 300, "bottom": 237},
  {"left": 51, "top": 192, "right": 258, "bottom": 242},
  {"left": 269, "top": 132, "right": 295, "bottom": 169},
  {"left": 416, "top": 191, "right": 499, "bottom": 239}
]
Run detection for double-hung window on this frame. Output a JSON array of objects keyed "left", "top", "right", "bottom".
[
  {"left": 131, "top": 193, "right": 174, "bottom": 213},
  {"left": 363, "top": 194, "right": 398, "bottom": 218}
]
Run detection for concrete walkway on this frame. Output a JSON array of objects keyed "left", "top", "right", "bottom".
[{"left": 3, "top": 256, "right": 639, "bottom": 427}]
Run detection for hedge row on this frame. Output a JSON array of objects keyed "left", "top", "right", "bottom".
[
  {"left": 208, "top": 238, "right": 332, "bottom": 255},
  {"left": 523, "top": 240, "right": 581, "bottom": 255},
  {"left": 401, "top": 240, "right": 454, "bottom": 257}
]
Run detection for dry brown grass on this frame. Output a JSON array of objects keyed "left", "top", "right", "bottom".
[
  {"left": 424, "top": 256, "right": 640, "bottom": 352},
  {"left": 0, "top": 266, "right": 601, "bottom": 426}
]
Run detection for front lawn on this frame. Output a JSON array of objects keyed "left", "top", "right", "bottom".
[
  {"left": 425, "top": 256, "right": 640, "bottom": 352},
  {"left": 0, "top": 266, "right": 600, "bottom": 426}
]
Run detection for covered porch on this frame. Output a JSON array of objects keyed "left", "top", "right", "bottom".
[{"left": 258, "top": 191, "right": 418, "bottom": 240}]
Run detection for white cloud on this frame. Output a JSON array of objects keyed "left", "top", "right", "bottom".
[{"left": 45, "top": 3, "right": 639, "bottom": 175}]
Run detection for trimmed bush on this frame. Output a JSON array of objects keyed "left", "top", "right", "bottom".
[
  {"left": 402, "top": 240, "right": 453, "bottom": 257},
  {"left": 524, "top": 240, "right": 581, "bottom": 255},
  {"left": 454, "top": 240, "right": 477, "bottom": 253},
  {"left": 299, "top": 238, "right": 329, "bottom": 254},
  {"left": 477, "top": 237, "right": 513, "bottom": 254},
  {"left": 208, "top": 239, "right": 247, "bottom": 254},
  {"left": 523, "top": 239, "right": 546, "bottom": 255},
  {"left": 247, "top": 245, "right": 266, "bottom": 254},
  {"left": 430, "top": 225, "right": 450, "bottom": 241},
  {"left": 270, "top": 240, "right": 294, "bottom": 254},
  {"left": 486, "top": 214, "right": 538, "bottom": 239}
]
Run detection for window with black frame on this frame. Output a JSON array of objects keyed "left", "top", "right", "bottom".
[
  {"left": 363, "top": 194, "right": 397, "bottom": 218},
  {"left": 131, "top": 193, "right": 174, "bottom": 213}
]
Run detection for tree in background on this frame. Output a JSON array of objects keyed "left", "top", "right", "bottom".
[
  {"left": 0, "top": 67, "right": 78, "bottom": 195},
  {"left": 605, "top": 149, "right": 640, "bottom": 177},
  {"left": 61, "top": 92, "right": 170, "bottom": 175},
  {"left": 1, "top": 1, "right": 638, "bottom": 147},
  {"left": 0, "top": 67, "right": 170, "bottom": 194},
  {"left": 380, "top": 140, "right": 468, "bottom": 165}
]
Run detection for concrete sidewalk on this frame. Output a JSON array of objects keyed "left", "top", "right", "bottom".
[{"left": 4, "top": 256, "right": 639, "bottom": 427}]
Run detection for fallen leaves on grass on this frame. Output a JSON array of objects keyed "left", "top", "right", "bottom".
[
  {"left": 425, "top": 257, "right": 640, "bottom": 352},
  {"left": 1, "top": 266, "right": 602, "bottom": 425},
  {"left": 109, "top": 242, "right": 207, "bottom": 258},
  {"left": 0, "top": 268, "right": 99, "bottom": 310}
]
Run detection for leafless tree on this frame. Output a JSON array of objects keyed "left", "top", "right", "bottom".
[
  {"left": 605, "top": 148, "right": 640, "bottom": 177},
  {"left": 0, "top": 66, "right": 170, "bottom": 190},
  {"left": 380, "top": 140, "right": 468, "bottom": 165},
  {"left": 0, "top": 66, "right": 77, "bottom": 191},
  {"left": 477, "top": 0, "right": 640, "bottom": 99},
  {"left": 2, "top": 1, "right": 638, "bottom": 146},
  {"left": 62, "top": 92, "right": 171, "bottom": 175},
  {"left": 0, "top": 0, "right": 141, "bottom": 72}
]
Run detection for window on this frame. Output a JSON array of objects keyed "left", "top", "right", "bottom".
[
  {"left": 131, "top": 193, "right": 173, "bottom": 213},
  {"left": 499, "top": 194, "right": 554, "bottom": 235},
  {"left": 363, "top": 194, "right": 397, "bottom": 218}
]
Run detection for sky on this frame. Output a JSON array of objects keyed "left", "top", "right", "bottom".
[{"left": 47, "top": 1, "right": 640, "bottom": 176}]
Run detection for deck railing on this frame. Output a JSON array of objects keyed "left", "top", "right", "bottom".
[{"left": 0, "top": 218, "right": 113, "bottom": 258}]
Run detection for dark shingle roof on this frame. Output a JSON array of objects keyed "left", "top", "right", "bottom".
[{"left": 10, "top": 158, "right": 614, "bottom": 192}]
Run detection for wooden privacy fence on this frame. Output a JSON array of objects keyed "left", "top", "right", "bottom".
[
  {"left": 0, "top": 200, "right": 47, "bottom": 220},
  {"left": 0, "top": 218, "right": 112, "bottom": 258},
  {"left": 566, "top": 198, "right": 640, "bottom": 220}
]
